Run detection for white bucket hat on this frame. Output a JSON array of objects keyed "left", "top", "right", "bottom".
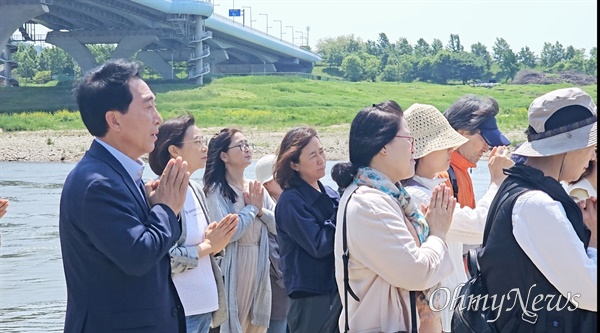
[
  {"left": 255, "top": 154, "right": 277, "bottom": 184},
  {"left": 404, "top": 103, "right": 469, "bottom": 159},
  {"left": 513, "top": 87, "right": 597, "bottom": 157}
]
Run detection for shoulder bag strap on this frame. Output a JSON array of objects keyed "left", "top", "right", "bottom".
[
  {"left": 342, "top": 188, "right": 360, "bottom": 333},
  {"left": 409, "top": 290, "right": 417, "bottom": 333},
  {"left": 447, "top": 166, "right": 459, "bottom": 199}
]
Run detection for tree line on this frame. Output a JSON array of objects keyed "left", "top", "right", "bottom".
[
  {"left": 315, "top": 33, "right": 597, "bottom": 83},
  {"left": 7, "top": 33, "right": 597, "bottom": 85},
  {"left": 8, "top": 43, "right": 176, "bottom": 85}
]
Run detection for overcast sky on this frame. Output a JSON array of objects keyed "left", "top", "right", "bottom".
[
  {"left": 30, "top": 0, "right": 597, "bottom": 56},
  {"left": 216, "top": 0, "right": 597, "bottom": 55}
]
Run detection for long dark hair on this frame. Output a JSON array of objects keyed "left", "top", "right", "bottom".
[
  {"left": 274, "top": 126, "right": 320, "bottom": 190},
  {"left": 148, "top": 114, "right": 195, "bottom": 176},
  {"left": 203, "top": 128, "right": 241, "bottom": 203},
  {"left": 332, "top": 100, "right": 404, "bottom": 189}
]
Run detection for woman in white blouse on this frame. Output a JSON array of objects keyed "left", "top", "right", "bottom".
[{"left": 148, "top": 115, "right": 239, "bottom": 333}]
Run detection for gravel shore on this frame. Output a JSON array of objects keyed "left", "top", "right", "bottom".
[
  {"left": 0, "top": 125, "right": 525, "bottom": 163},
  {"left": 0, "top": 125, "right": 353, "bottom": 163}
]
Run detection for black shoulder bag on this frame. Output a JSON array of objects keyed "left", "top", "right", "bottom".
[
  {"left": 450, "top": 190, "right": 522, "bottom": 333},
  {"left": 342, "top": 189, "right": 418, "bottom": 333}
]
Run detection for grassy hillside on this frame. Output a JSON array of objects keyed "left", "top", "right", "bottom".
[{"left": 0, "top": 76, "right": 596, "bottom": 141}]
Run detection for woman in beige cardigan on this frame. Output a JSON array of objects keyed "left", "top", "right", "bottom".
[{"left": 332, "top": 101, "right": 455, "bottom": 333}]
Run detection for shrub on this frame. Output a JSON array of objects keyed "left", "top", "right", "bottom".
[{"left": 33, "top": 70, "right": 52, "bottom": 84}]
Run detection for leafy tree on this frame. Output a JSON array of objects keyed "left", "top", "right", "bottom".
[
  {"left": 341, "top": 54, "right": 364, "bottom": 81},
  {"left": 518, "top": 46, "right": 536, "bottom": 68},
  {"left": 377, "top": 33, "right": 392, "bottom": 69},
  {"left": 540, "top": 41, "right": 565, "bottom": 67},
  {"left": 563, "top": 53, "right": 586, "bottom": 73},
  {"left": 431, "top": 51, "right": 453, "bottom": 83},
  {"left": 396, "top": 55, "right": 416, "bottom": 82},
  {"left": 454, "top": 52, "right": 485, "bottom": 84},
  {"left": 87, "top": 44, "right": 116, "bottom": 65},
  {"left": 471, "top": 42, "right": 492, "bottom": 71},
  {"left": 381, "top": 62, "right": 400, "bottom": 82},
  {"left": 564, "top": 45, "right": 577, "bottom": 61},
  {"left": 378, "top": 33, "right": 391, "bottom": 51},
  {"left": 365, "top": 40, "right": 379, "bottom": 56},
  {"left": 492, "top": 38, "right": 520, "bottom": 82},
  {"left": 13, "top": 43, "right": 39, "bottom": 80},
  {"left": 414, "top": 38, "right": 432, "bottom": 57},
  {"left": 361, "top": 53, "right": 380, "bottom": 82},
  {"left": 316, "top": 35, "right": 365, "bottom": 68},
  {"left": 395, "top": 37, "right": 413, "bottom": 56},
  {"left": 415, "top": 56, "right": 434, "bottom": 82},
  {"left": 39, "top": 46, "right": 74, "bottom": 76},
  {"left": 585, "top": 47, "right": 597, "bottom": 76},
  {"left": 447, "top": 34, "right": 464, "bottom": 52},
  {"left": 431, "top": 38, "right": 444, "bottom": 55}
]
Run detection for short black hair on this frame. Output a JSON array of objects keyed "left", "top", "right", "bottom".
[
  {"left": 444, "top": 94, "right": 499, "bottom": 134},
  {"left": 74, "top": 59, "right": 142, "bottom": 137}
]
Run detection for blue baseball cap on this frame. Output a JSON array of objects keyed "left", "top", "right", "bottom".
[{"left": 478, "top": 116, "right": 510, "bottom": 146}]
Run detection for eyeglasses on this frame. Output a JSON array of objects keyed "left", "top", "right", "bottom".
[
  {"left": 395, "top": 135, "right": 415, "bottom": 149},
  {"left": 180, "top": 137, "right": 208, "bottom": 147},
  {"left": 226, "top": 140, "right": 254, "bottom": 152}
]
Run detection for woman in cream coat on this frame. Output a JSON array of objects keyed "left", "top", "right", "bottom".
[{"left": 332, "top": 100, "right": 455, "bottom": 333}]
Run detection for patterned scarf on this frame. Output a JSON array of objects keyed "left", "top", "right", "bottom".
[
  {"left": 354, "top": 167, "right": 430, "bottom": 244},
  {"left": 355, "top": 166, "right": 442, "bottom": 316}
]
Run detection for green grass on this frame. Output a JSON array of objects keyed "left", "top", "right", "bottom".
[{"left": 0, "top": 76, "right": 596, "bottom": 142}]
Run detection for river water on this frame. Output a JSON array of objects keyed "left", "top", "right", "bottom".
[{"left": 0, "top": 160, "right": 490, "bottom": 332}]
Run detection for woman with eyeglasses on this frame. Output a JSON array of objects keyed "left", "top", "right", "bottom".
[
  {"left": 148, "top": 115, "right": 239, "bottom": 333},
  {"left": 204, "top": 128, "right": 277, "bottom": 333},
  {"left": 331, "top": 101, "right": 454, "bottom": 333},
  {"left": 273, "top": 126, "right": 341, "bottom": 333}
]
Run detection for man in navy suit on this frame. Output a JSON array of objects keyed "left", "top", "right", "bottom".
[{"left": 59, "top": 59, "right": 189, "bottom": 332}]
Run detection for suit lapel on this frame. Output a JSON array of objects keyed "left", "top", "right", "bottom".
[{"left": 87, "top": 141, "right": 148, "bottom": 211}]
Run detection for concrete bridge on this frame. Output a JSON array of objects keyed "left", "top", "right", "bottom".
[{"left": 0, "top": 0, "right": 321, "bottom": 85}]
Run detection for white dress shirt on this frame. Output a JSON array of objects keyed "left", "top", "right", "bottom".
[{"left": 512, "top": 190, "right": 597, "bottom": 312}]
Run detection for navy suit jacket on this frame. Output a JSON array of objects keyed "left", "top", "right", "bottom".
[{"left": 59, "top": 141, "right": 185, "bottom": 332}]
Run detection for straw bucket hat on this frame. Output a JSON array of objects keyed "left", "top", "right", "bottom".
[
  {"left": 404, "top": 103, "right": 469, "bottom": 159},
  {"left": 255, "top": 154, "right": 277, "bottom": 183},
  {"left": 513, "top": 87, "right": 597, "bottom": 157}
]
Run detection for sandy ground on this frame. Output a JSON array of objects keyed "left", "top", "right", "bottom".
[
  {"left": 0, "top": 125, "right": 526, "bottom": 163},
  {"left": 0, "top": 125, "right": 353, "bottom": 163}
]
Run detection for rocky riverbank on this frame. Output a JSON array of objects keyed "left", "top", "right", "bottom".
[
  {"left": 0, "top": 125, "right": 525, "bottom": 163},
  {"left": 0, "top": 126, "right": 354, "bottom": 163}
]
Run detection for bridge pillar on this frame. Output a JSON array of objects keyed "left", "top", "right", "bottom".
[
  {"left": 45, "top": 33, "right": 98, "bottom": 74},
  {"left": 112, "top": 35, "right": 158, "bottom": 60},
  {"left": 194, "top": 18, "right": 204, "bottom": 85},
  {"left": 135, "top": 50, "right": 173, "bottom": 79},
  {"left": 0, "top": 1, "right": 49, "bottom": 85}
]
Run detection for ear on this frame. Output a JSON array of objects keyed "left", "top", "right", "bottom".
[
  {"left": 105, "top": 111, "right": 121, "bottom": 132},
  {"left": 168, "top": 145, "right": 180, "bottom": 158},
  {"left": 220, "top": 151, "right": 228, "bottom": 163},
  {"left": 290, "top": 161, "right": 299, "bottom": 172},
  {"left": 379, "top": 145, "right": 388, "bottom": 156}
]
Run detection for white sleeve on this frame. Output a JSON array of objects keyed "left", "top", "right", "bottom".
[
  {"left": 512, "top": 191, "right": 597, "bottom": 311},
  {"left": 446, "top": 183, "right": 498, "bottom": 244}
]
